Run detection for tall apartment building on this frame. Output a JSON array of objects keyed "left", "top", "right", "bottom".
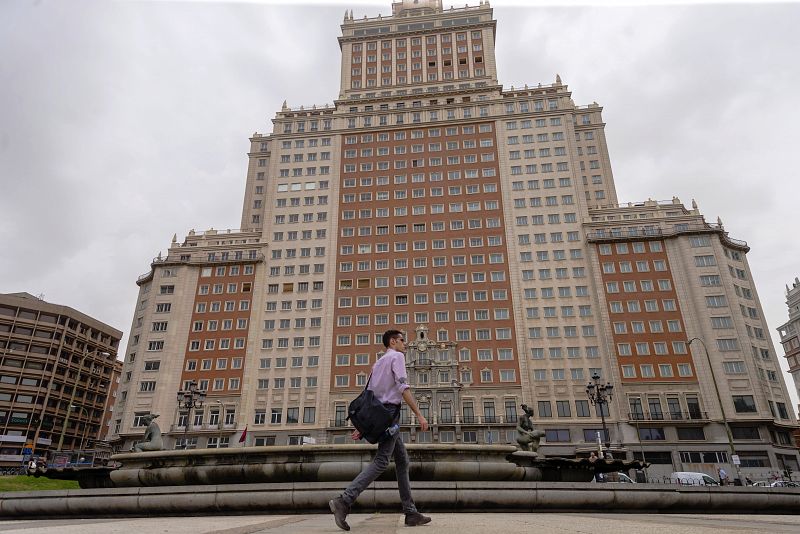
[
  {"left": 778, "top": 278, "right": 800, "bottom": 413},
  {"left": 110, "top": 0, "right": 799, "bottom": 477},
  {"left": 0, "top": 292, "right": 122, "bottom": 466}
]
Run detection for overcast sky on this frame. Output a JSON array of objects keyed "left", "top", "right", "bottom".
[{"left": 1, "top": 0, "right": 798, "bottom": 408}]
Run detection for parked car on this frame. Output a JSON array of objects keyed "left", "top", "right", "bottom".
[
  {"left": 670, "top": 472, "right": 719, "bottom": 486},
  {"left": 770, "top": 480, "right": 800, "bottom": 488},
  {"left": 593, "top": 472, "right": 635, "bottom": 483}
]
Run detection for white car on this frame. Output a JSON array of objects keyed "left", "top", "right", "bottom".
[
  {"left": 670, "top": 471, "right": 719, "bottom": 486},
  {"left": 593, "top": 472, "right": 635, "bottom": 483}
]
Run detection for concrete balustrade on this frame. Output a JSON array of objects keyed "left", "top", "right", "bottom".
[{"left": 2, "top": 482, "right": 800, "bottom": 518}]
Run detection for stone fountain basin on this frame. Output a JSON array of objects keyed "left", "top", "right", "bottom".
[{"left": 108, "top": 444, "right": 566, "bottom": 487}]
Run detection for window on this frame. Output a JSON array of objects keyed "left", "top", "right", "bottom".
[{"left": 732, "top": 395, "right": 757, "bottom": 413}]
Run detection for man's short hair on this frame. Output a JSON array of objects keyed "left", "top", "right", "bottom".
[{"left": 383, "top": 329, "right": 403, "bottom": 348}]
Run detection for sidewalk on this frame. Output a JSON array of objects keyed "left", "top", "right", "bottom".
[{"left": 2, "top": 513, "right": 800, "bottom": 534}]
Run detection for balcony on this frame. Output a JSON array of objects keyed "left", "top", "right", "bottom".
[
  {"left": 329, "top": 419, "right": 351, "bottom": 428},
  {"left": 628, "top": 411, "right": 709, "bottom": 422},
  {"left": 586, "top": 223, "right": 748, "bottom": 251}
]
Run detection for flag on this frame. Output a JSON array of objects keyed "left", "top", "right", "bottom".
[{"left": 239, "top": 426, "right": 248, "bottom": 444}]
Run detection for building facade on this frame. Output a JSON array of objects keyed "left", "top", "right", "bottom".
[
  {"left": 109, "top": 0, "right": 799, "bottom": 479},
  {"left": 778, "top": 277, "right": 800, "bottom": 448},
  {"left": 0, "top": 292, "right": 122, "bottom": 466}
]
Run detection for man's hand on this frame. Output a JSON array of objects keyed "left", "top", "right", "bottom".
[
  {"left": 351, "top": 429, "right": 362, "bottom": 440},
  {"left": 418, "top": 415, "right": 429, "bottom": 432}
]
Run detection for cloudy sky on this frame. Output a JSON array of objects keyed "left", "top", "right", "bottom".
[{"left": 1, "top": 0, "right": 798, "bottom": 406}]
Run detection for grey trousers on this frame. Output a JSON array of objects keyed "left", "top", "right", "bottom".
[{"left": 341, "top": 432, "right": 417, "bottom": 514}]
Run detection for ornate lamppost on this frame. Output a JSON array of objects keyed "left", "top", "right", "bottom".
[
  {"left": 176, "top": 379, "right": 206, "bottom": 448},
  {"left": 586, "top": 372, "right": 614, "bottom": 452}
]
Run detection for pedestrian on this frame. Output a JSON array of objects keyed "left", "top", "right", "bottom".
[
  {"left": 745, "top": 476, "right": 753, "bottom": 486},
  {"left": 718, "top": 467, "right": 729, "bottom": 485},
  {"left": 588, "top": 451, "right": 602, "bottom": 482},
  {"left": 329, "top": 329, "right": 432, "bottom": 531}
]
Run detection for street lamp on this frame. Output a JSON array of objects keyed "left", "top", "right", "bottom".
[
  {"left": 214, "top": 400, "right": 225, "bottom": 447},
  {"left": 56, "top": 349, "right": 110, "bottom": 451},
  {"left": 688, "top": 337, "right": 742, "bottom": 485},
  {"left": 586, "top": 372, "right": 614, "bottom": 452},
  {"left": 71, "top": 405, "right": 92, "bottom": 452},
  {"left": 176, "top": 379, "right": 206, "bottom": 449}
]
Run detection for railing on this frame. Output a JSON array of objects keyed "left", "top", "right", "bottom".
[
  {"left": 152, "top": 252, "right": 265, "bottom": 266},
  {"left": 628, "top": 411, "right": 709, "bottom": 422},
  {"left": 586, "top": 223, "right": 749, "bottom": 251},
  {"left": 326, "top": 415, "right": 514, "bottom": 428}
]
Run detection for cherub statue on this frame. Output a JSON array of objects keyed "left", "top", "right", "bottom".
[
  {"left": 516, "top": 404, "right": 545, "bottom": 453},
  {"left": 131, "top": 413, "right": 163, "bottom": 452}
]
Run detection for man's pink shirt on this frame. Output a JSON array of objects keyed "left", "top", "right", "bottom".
[{"left": 367, "top": 348, "right": 409, "bottom": 405}]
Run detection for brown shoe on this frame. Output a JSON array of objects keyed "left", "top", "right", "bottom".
[
  {"left": 329, "top": 497, "right": 350, "bottom": 531},
  {"left": 405, "top": 512, "right": 432, "bottom": 526}
]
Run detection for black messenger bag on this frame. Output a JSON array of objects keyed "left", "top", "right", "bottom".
[{"left": 346, "top": 374, "right": 395, "bottom": 444}]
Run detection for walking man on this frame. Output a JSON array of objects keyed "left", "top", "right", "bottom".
[{"left": 329, "top": 329, "right": 432, "bottom": 530}]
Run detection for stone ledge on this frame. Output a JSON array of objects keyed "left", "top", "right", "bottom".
[{"left": 2, "top": 482, "right": 799, "bottom": 518}]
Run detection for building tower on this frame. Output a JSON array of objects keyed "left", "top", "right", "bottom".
[{"left": 110, "top": 2, "right": 798, "bottom": 479}]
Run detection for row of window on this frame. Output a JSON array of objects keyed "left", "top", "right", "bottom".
[
  {"left": 263, "top": 318, "right": 322, "bottom": 330},
  {"left": 339, "top": 272, "right": 508, "bottom": 287},
  {"left": 599, "top": 241, "right": 663, "bottom": 255},
  {"left": 276, "top": 167, "right": 330, "bottom": 178},
  {"left": 274, "top": 197, "right": 328, "bottom": 208},
  {"left": 517, "top": 231, "right": 582, "bottom": 246},
  {"left": 272, "top": 232, "right": 326, "bottom": 244},
  {"left": 530, "top": 346, "right": 600, "bottom": 359},
  {"left": 280, "top": 120, "right": 332, "bottom": 134},
  {"left": 199, "top": 265, "right": 253, "bottom": 278},
  {"left": 345, "top": 140, "right": 514, "bottom": 156},
  {"left": 341, "top": 246, "right": 504, "bottom": 261},
  {"left": 275, "top": 180, "right": 329, "bottom": 192},
  {"left": 606, "top": 279, "right": 673, "bottom": 293},
  {"left": 608, "top": 299, "right": 678, "bottom": 313},
  {"left": 265, "top": 299, "right": 323, "bottom": 311},
  {"left": 279, "top": 152, "right": 330, "bottom": 163},
  {"left": 255, "top": 406, "right": 317, "bottom": 425},
  {"left": 260, "top": 337, "right": 321, "bottom": 350},
  {"left": 518, "top": 266, "right": 586, "bottom": 279},
  {"left": 140, "top": 376, "right": 242, "bottom": 393},
  {"left": 197, "top": 283, "right": 252, "bottom": 297},
  {"left": 352, "top": 32, "right": 482, "bottom": 50},
  {"left": 603, "top": 260, "right": 668, "bottom": 274},
  {"left": 350, "top": 69, "right": 485, "bottom": 89},
  {"left": 258, "top": 356, "right": 319, "bottom": 369},
  {"left": 526, "top": 325, "right": 597, "bottom": 339},
  {"left": 274, "top": 213, "right": 327, "bottom": 224},
  {"left": 337, "top": 290, "right": 513, "bottom": 309},
  {"left": 522, "top": 286, "right": 591, "bottom": 299},
  {"left": 187, "top": 338, "right": 247, "bottom": 351},
  {"left": 345, "top": 125, "right": 492, "bottom": 145},
  {"left": 189, "top": 318, "right": 249, "bottom": 332},
  {"left": 525, "top": 305, "right": 594, "bottom": 319},
  {"left": 333, "top": 367, "right": 515, "bottom": 387},
  {"left": 343, "top": 186, "right": 499, "bottom": 203}
]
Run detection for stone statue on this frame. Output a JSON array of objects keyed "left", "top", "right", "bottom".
[
  {"left": 131, "top": 414, "right": 163, "bottom": 452},
  {"left": 516, "top": 404, "right": 545, "bottom": 453}
]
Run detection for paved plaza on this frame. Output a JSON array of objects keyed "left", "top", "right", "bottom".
[{"left": 2, "top": 513, "right": 800, "bottom": 534}]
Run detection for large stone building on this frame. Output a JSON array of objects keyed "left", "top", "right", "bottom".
[
  {"left": 0, "top": 292, "right": 122, "bottom": 466},
  {"left": 109, "top": 0, "right": 799, "bottom": 479},
  {"left": 778, "top": 277, "right": 800, "bottom": 447}
]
